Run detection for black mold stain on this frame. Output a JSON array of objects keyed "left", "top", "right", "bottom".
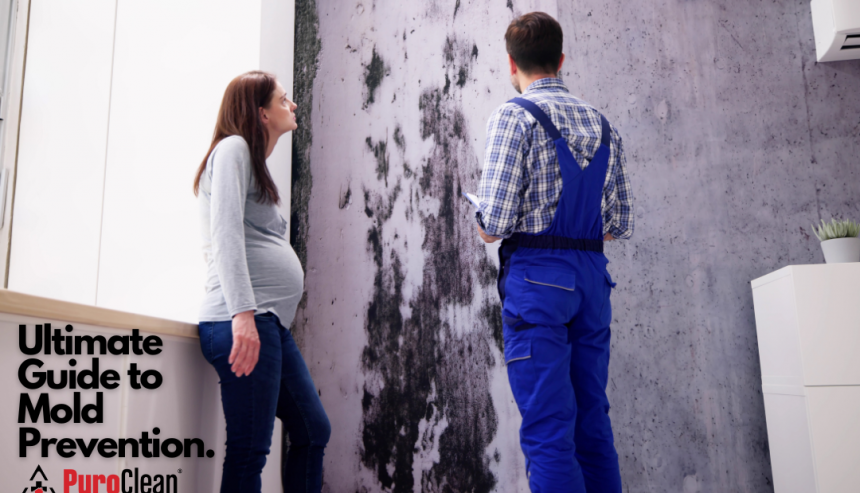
[
  {"left": 476, "top": 253, "right": 498, "bottom": 288},
  {"left": 453, "top": 0, "right": 461, "bottom": 18},
  {"left": 423, "top": 170, "right": 473, "bottom": 304},
  {"left": 360, "top": 34, "right": 498, "bottom": 493},
  {"left": 288, "top": 0, "right": 320, "bottom": 480},
  {"left": 453, "top": 114, "right": 467, "bottom": 144},
  {"left": 477, "top": 245, "right": 503, "bottom": 354},
  {"left": 366, "top": 136, "right": 390, "bottom": 186},
  {"left": 290, "top": 0, "right": 321, "bottom": 274},
  {"left": 363, "top": 182, "right": 401, "bottom": 222},
  {"left": 364, "top": 189, "right": 373, "bottom": 218},
  {"left": 443, "top": 37, "right": 456, "bottom": 64},
  {"left": 360, "top": 187, "right": 409, "bottom": 490},
  {"left": 456, "top": 67, "right": 468, "bottom": 87},
  {"left": 362, "top": 388, "right": 373, "bottom": 412},
  {"left": 442, "top": 35, "right": 477, "bottom": 94},
  {"left": 366, "top": 225, "right": 385, "bottom": 271},
  {"left": 339, "top": 183, "right": 352, "bottom": 209},
  {"left": 418, "top": 157, "right": 434, "bottom": 194},
  {"left": 480, "top": 297, "right": 504, "bottom": 355},
  {"left": 364, "top": 46, "right": 388, "bottom": 108},
  {"left": 393, "top": 124, "right": 405, "bottom": 151},
  {"left": 506, "top": 0, "right": 513, "bottom": 11},
  {"left": 419, "top": 90, "right": 441, "bottom": 141}
]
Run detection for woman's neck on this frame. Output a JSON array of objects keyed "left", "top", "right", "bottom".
[{"left": 265, "top": 132, "right": 278, "bottom": 159}]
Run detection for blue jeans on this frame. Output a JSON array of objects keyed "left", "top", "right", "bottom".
[{"left": 198, "top": 312, "right": 331, "bottom": 493}]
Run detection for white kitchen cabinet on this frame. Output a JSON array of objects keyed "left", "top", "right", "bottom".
[{"left": 751, "top": 264, "right": 860, "bottom": 493}]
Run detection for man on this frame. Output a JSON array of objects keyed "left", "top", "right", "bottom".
[{"left": 475, "top": 12, "right": 633, "bottom": 493}]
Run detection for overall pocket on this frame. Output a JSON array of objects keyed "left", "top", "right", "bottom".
[
  {"left": 603, "top": 268, "right": 617, "bottom": 288},
  {"left": 512, "top": 266, "right": 577, "bottom": 327},
  {"left": 503, "top": 329, "right": 532, "bottom": 366},
  {"left": 524, "top": 267, "right": 576, "bottom": 291}
]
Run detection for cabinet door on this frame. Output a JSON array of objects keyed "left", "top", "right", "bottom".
[
  {"left": 793, "top": 267, "right": 860, "bottom": 386},
  {"left": 806, "top": 387, "right": 860, "bottom": 493}
]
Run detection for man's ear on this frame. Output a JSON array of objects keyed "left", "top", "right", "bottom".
[
  {"left": 556, "top": 53, "right": 566, "bottom": 74},
  {"left": 508, "top": 54, "right": 518, "bottom": 76}
]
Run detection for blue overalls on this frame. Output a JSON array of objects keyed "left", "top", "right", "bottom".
[{"left": 498, "top": 98, "right": 622, "bottom": 492}]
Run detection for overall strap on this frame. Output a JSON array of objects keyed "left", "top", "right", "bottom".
[
  {"left": 510, "top": 97, "right": 612, "bottom": 154},
  {"left": 507, "top": 97, "right": 611, "bottom": 245},
  {"left": 509, "top": 97, "right": 562, "bottom": 140},
  {"left": 599, "top": 113, "right": 611, "bottom": 148}
]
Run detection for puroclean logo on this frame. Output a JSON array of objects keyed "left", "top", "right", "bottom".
[
  {"left": 21, "top": 465, "right": 180, "bottom": 493},
  {"left": 22, "top": 465, "right": 56, "bottom": 493},
  {"left": 63, "top": 468, "right": 179, "bottom": 493}
]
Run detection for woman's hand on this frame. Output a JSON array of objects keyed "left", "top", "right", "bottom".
[{"left": 229, "top": 310, "right": 260, "bottom": 377}]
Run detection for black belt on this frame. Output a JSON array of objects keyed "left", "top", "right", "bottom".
[{"left": 510, "top": 233, "right": 603, "bottom": 253}]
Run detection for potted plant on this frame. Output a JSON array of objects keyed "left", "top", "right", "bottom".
[{"left": 811, "top": 218, "right": 860, "bottom": 263}]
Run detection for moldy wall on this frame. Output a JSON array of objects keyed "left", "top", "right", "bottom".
[{"left": 291, "top": 1, "right": 860, "bottom": 491}]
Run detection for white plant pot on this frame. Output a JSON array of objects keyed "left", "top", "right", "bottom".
[{"left": 820, "top": 237, "right": 860, "bottom": 264}]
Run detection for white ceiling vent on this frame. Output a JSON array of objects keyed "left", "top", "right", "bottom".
[{"left": 811, "top": 0, "right": 860, "bottom": 62}]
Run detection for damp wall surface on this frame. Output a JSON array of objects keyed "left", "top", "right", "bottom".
[{"left": 290, "top": 1, "right": 860, "bottom": 492}]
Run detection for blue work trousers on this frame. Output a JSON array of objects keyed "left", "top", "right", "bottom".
[{"left": 503, "top": 260, "right": 621, "bottom": 493}]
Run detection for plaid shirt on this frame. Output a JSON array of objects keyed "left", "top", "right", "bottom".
[{"left": 477, "top": 78, "right": 634, "bottom": 240}]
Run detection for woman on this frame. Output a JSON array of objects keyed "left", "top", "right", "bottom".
[{"left": 194, "top": 71, "right": 330, "bottom": 492}]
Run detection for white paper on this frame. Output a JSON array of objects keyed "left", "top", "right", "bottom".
[{"left": 462, "top": 192, "right": 481, "bottom": 209}]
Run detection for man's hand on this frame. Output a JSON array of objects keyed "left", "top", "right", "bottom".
[
  {"left": 477, "top": 223, "right": 501, "bottom": 243},
  {"left": 604, "top": 233, "right": 615, "bottom": 242},
  {"left": 229, "top": 310, "right": 260, "bottom": 377}
]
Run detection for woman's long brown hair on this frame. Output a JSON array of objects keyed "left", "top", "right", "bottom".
[{"left": 193, "top": 71, "right": 280, "bottom": 205}]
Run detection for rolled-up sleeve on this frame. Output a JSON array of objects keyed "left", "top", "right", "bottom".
[
  {"left": 209, "top": 138, "right": 258, "bottom": 316},
  {"left": 477, "top": 105, "right": 529, "bottom": 238},
  {"left": 604, "top": 130, "right": 634, "bottom": 239}
]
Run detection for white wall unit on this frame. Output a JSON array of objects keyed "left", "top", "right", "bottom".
[
  {"left": 751, "top": 264, "right": 860, "bottom": 493},
  {"left": 811, "top": 0, "right": 860, "bottom": 62},
  {"left": 96, "top": 0, "right": 262, "bottom": 323},
  {"left": 8, "top": 0, "right": 117, "bottom": 304}
]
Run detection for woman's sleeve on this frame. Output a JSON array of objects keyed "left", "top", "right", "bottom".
[{"left": 209, "top": 137, "right": 258, "bottom": 317}]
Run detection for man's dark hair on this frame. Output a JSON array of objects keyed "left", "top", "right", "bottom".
[{"left": 504, "top": 12, "right": 563, "bottom": 75}]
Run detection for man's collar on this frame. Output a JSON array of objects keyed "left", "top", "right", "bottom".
[{"left": 523, "top": 77, "right": 568, "bottom": 94}]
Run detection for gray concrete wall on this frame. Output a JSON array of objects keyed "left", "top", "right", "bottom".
[{"left": 290, "top": 0, "right": 860, "bottom": 491}]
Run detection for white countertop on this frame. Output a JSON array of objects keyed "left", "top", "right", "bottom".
[{"left": 0, "top": 289, "right": 198, "bottom": 338}]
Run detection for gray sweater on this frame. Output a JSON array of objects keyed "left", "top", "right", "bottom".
[{"left": 197, "top": 135, "right": 304, "bottom": 326}]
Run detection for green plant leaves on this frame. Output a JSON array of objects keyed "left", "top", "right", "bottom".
[{"left": 811, "top": 218, "right": 860, "bottom": 241}]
